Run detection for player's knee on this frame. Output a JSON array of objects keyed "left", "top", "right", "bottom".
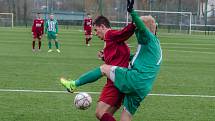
[
  {"left": 100, "top": 64, "right": 112, "bottom": 79},
  {"left": 95, "top": 108, "right": 105, "bottom": 119},
  {"left": 100, "top": 64, "right": 108, "bottom": 75}
]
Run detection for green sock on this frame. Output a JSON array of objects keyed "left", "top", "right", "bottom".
[
  {"left": 75, "top": 67, "right": 103, "bottom": 87},
  {"left": 48, "top": 41, "right": 52, "bottom": 49},
  {"left": 55, "top": 41, "right": 59, "bottom": 49}
]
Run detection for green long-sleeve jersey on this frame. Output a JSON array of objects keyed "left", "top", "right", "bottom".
[
  {"left": 45, "top": 19, "right": 58, "bottom": 34},
  {"left": 130, "top": 9, "right": 162, "bottom": 72}
]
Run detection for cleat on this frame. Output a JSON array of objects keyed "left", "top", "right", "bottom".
[
  {"left": 38, "top": 49, "right": 41, "bottom": 52},
  {"left": 56, "top": 49, "right": 61, "bottom": 53},
  {"left": 32, "top": 49, "right": 36, "bottom": 52},
  {"left": 48, "top": 49, "right": 53, "bottom": 52},
  {"left": 60, "top": 78, "right": 76, "bottom": 93},
  {"left": 87, "top": 44, "right": 90, "bottom": 46}
]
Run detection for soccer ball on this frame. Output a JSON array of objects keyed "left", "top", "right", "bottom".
[{"left": 74, "top": 92, "right": 92, "bottom": 110}]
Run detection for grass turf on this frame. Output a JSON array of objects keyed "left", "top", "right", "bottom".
[{"left": 0, "top": 27, "right": 215, "bottom": 121}]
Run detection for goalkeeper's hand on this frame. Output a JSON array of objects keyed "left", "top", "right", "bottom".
[{"left": 127, "top": 0, "right": 134, "bottom": 13}]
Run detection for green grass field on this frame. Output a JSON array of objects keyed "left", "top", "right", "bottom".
[{"left": 0, "top": 27, "right": 215, "bottom": 121}]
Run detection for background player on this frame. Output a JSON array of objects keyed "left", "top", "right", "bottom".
[
  {"left": 83, "top": 13, "right": 93, "bottom": 46},
  {"left": 31, "top": 12, "right": 44, "bottom": 52},
  {"left": 61, "top": 15, "right": 136, "bottom": 121},
  {"left": 45, "top": 13, "right": 60, "bottom": 53}
]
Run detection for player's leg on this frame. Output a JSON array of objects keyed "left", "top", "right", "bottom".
[
  {"left": 85, "top": 31, "right": 89, "bottom": 46},
  {"left": 119, "top": 93, "right": 143, "bottom": 121},
  {"left": 32, "top": 34, "right": 36, "bottom": 52},
  {"left": 60, "top": 64, "right": 129, "bottom": 92},
  {"left": 86, "top": 35, "right": 90, "bottom": 46},
  {"left": 54, "top": 40, "right": 60, "bottom": 52},
  {"left": 120, "top": 108, "right": 132, "bottom": 121},
  {"left": 96, "top": 101, "right": 117, "bottom": 120},
  {"left": 85, "top": 35, "right": 88, "bottom": 45},
  {"left": 51, "top": 32, "right": 60, "bottom": 52},
  {"left": 111, "top": 65, "right": 156, "bottom": 120},
  {"left": 38, "top": 34, "right": 42, "bottom": 51},
  {"left": 47, "top": 32, "right": 52, "bottom": 52},
  {"left": 38, "top": 39, "right": 42, "bottom": 50},
  {"left": 100, "top": 112, "right": 116, "bottom": 121},
  {"left": 60, "top": 64, "right": 117, "bottom": 93},
  {"left": 48, "top": 40, "right": 52, "bottom": 52},
  {"left": 87, "top": 31, "right": 93, "bottom": 46},
  {"left": 88, "top": 34, "right": 92, "bottom": 45},
  {"left": 60, "top": 67, "right": 103, "bottom": 92},
  {"left": 52, "top": 33, "right": 59, "bottom": 50},
  {"left": 100, "top": 64, "right": 113, "bottom": 79},
  {"left": 96, "top": 82, "right": 124, "bottom": 120},
  {"left": 32, "top": 39, "right": 36, "bottom": 52}
]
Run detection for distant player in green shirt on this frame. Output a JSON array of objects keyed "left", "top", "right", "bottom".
[
  {"left": 45, "top": 14, "right": 60, "bottom": 53},
  {"left": 60, "top": 0, "right": 162, "bottom": 120}
]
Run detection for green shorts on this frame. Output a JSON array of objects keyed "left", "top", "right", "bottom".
[
  {"left": 110, "top": 66, "right": 158, "bottom": 115},
  {"left": 47, "top": 31, "right": 57, "bottom": 40}
]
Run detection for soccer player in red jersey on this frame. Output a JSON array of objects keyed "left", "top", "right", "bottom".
[
  {"left": 83, "top": 13, "right": 93, "bottom": 46},
  {"left": 61, "top": 16, "right": 136, "bottom": 121},
  {"left": 31, "top": 12, "right": 44, "bottom": 52},
  {"left": 94, "top": 16, "right": 135, "bottom": 121}
]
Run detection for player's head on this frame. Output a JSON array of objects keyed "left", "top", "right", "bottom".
[
  {"left": 49, "top": 13, "right": 54, "bottom": 20},
  {"left": 93, "top": 15, "right": 111, "bottom": 40},
  {"left": 37, "top": 12, "right": 41, "bottom": 19},
  {"left": 140, "top": 15, "right": 156, "bottom": 35},
  {"left": 87, "top": 13, "right": 91, "bottom": 18}
]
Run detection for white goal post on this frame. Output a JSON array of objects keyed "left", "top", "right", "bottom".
[
  {"left": 126, "top": 10, "right": 192, "bottom": 34},
  {"left": 0, "top": 13, "right": 14, "bottom": 28}
]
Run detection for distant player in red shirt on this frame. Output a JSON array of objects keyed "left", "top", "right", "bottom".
[
  {"left": 60, "top": 16, "right": 136, "bottom": 121},
  {"left": 83, "top": 13, "right": 93, "bottom": 46},
  {"left": 32, "top": 12, "right": 44, "bottom": 52}
]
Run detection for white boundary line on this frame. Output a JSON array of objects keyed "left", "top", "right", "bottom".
[
  {"left": 0, "top": 89, "right": 215, "bottom": 98},
  {"left": 167, "top": 49, "right": 215, "bottom": 54}
]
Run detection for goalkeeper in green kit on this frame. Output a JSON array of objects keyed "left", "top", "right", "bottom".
[
  {"left": 45, "top": 13, "right": 60, "bottom": 53},
  {"left": 60, "top": 0, "right": 162, "bottom": 120}
]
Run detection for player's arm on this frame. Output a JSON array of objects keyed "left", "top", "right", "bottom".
[
  {"left": 32, "top": 20, "right": 35, "bottom": 34},
  {"left": 130, "top": 10, "right": 148, "bottom": 32},
  {"left": 127, "top": 0, "right": 152, "bottom": 44},
  {"left": 41, "top": 20, "right": 44, "bottom": 35},
  {"left": 110, "top": 23, "right": 136, "bottom": 43},
  {"left": 55, "top": 21, "right": 58, "bottom": 34},
  {"left": 45, "top": 21, "right": 48, "bottom": 34},
  {"left": 127, "top": 0, "right": 146, "bottom": 31},
  {"left": 83, "top": 19, "right": 86, "bottom": 31}
]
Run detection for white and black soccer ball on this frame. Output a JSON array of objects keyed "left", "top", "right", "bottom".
[{"left": 74, "top": 92, "right": 92, "bottom": 110}]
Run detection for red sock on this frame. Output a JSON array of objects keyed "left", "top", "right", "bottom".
[
  {"left": 32, "top": 41, "right": 35, "bottom": 49},
  {"left": 100, "top": 113, "right": 116, "bottom": 121},
  {"left": 38, "top": 41, "right": 41, "bottom": 49}
]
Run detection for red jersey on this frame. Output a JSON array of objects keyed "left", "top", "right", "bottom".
[
  {"left": 84, "top": 18, "right": 92, "bottom": 31},
  {"left": 32, "top": 18, "right": 44, "bottom": 34},
  {"left": 103, "top": 23, "right": 136, "bottom": 68},
  {"left": 99, "top": 23, "right": 136, "bottom": 108}
]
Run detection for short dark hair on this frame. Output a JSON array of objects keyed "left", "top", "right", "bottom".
[{"left": 93, "top": 15, "right": 111, "bottom": 28}]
